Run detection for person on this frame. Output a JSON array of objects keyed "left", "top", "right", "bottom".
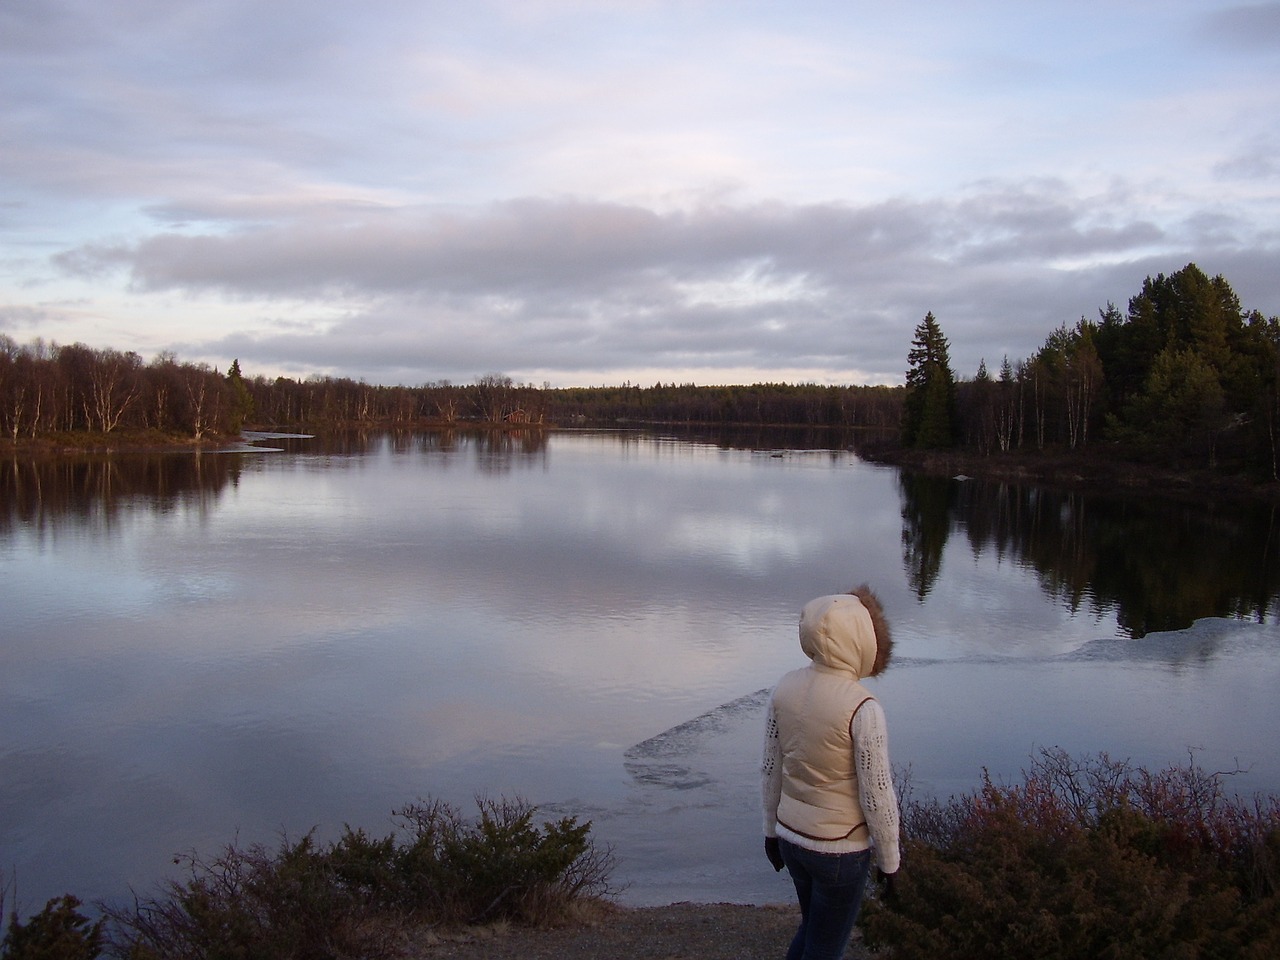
[{"left": 761, "top": 587, "right": 901, "bottom": 960}]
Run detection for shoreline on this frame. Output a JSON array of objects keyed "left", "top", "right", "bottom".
[
  {"left": 0, "top": 421, "right": 546, "bottom": 459},
  {"left": 8, "top": 425, "right": 1280, "bottom": 504},
  {"left": 860, "top": 443, "right": 1280, "bottom": 504}
]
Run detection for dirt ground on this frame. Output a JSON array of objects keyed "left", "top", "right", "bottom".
[{"left": 405, "top": 901, "right": 877, "bottom": 960}]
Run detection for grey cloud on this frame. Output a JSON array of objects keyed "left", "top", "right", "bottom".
[
  {"left": 0, "top": 305, "right": 59, "bottom": 330},
  {"left": 1213, "top": 136, "right": 1280, "bottom": 181},
  {"left": 947, "top": 181, "right": 1166, "bottom": 265},
  {"left": 195, "top": 296, "right": 816, "bottom": 386},
  {"left": 53, "top": 188, "right": 1280, "bottom": 386},
  {"left": 1202, "top": 3, "right": 1280, "bottom": 51},
  {"left": 1, "top": 1, "right": 404, "bottom": 206},
  {"left": 57, "top": 188, "right": 1174, "bottom": 301},
  {"left": 0, "top": 0, "right": 368, "bottom": 90}
]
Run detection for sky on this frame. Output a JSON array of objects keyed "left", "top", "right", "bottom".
[{"left": 2, "top": 0, "right": 1279, "bottom": 389}]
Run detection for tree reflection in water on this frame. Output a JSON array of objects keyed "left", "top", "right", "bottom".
[{"left": 898, "top": 470, "right": 1280, "bottom": 637}]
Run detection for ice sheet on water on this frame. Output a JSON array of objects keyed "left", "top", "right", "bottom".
[
  {"left": 624, "top": 689, "right": 770, "bottom": 790},
  {"left": 599, "top": 615, "right": 1279, "bottom": 903},
  {"left": 215, "top": 443, "right": 285, "bottom": 453},
  {"left": 604, "top": 689, "right": 787, "bottom": 903},
  {"left": 215, "top": 431, "right": 315, "bottom": 453},
  {"left": 1065, "top": 616, "right": 1277, "bottom": 664},
  {"left": 620, "top": 617, "right": 1278, "bottom": 794}
]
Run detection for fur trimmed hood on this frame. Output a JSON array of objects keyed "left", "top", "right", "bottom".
[{"left": 798, "top": 585, "right": 893, "bottom": 679}]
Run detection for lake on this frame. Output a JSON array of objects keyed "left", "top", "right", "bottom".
[{"left": 2, "top": 427, "right": 1278, "bottom": 910}]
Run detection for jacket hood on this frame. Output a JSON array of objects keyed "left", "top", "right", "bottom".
[{"left": 798, "top": 587, "right": 892, "bottom": 679}]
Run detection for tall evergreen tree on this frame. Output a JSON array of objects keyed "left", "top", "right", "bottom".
[
  {"left": 902, "top": 311, "right": 957, "bottom": 448},
  {"left": 225, "top": 358, "right": 255, "bottom": 432}
]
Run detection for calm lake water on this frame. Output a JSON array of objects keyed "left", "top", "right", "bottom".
[{"left": 2, "top": 427, "right": 1278, "bottom": 910}]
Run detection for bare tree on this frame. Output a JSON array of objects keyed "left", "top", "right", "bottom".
[
  {"left": 86, "top": 348, "right": 142, "bottom": 433},
  {"left": 474, "top": 373, "right": 514, "bottom": 422},
  {"left": 182, "top": 364, "right": 221, "bottom": 439}
]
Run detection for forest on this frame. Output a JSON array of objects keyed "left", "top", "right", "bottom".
[
  {"left": 0, "top": 347, "right": 903, "bottom": 441},
  {"left": 903, "top": 262, "right": 1280, "bottom": 480},
  {"left": 2, "top": 262, "right": 1278, "bottom": 479}
]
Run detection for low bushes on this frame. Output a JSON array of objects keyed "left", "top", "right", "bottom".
[
  {"left": 861, "top": 748, "right": 1280, "bottom": 959},
  {"left": 2, "top": 795, "right": 614, "bottom": 960},
  {"left": 8, "top": 758, "right": 1277, "bottom": 959}
]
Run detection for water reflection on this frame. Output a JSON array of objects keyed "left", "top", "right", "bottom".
[
  {"left": 0, "top": 454, "right": 245, "bottom": 536},
  {"left": 6, "top": 434, "right": 1280, "bottom": 641},
  {"left": 0, "top": 429, "right": 559, "bottom": 535},
  {"left": 2, "top": 429, "right": 1278, "bottom": 912},
  {"left": 898, "top": 470, "right": 1280, "bottom": 637},
  {"left": 898, "top": 473, "right": 952, "bottom": 600},
  {"left": 323, "top": 426, "right": 552, "bottom": 461}
]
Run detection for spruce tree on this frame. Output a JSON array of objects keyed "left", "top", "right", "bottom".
[
  {"left": 902, "top": 312, "right": 957, "bottom": 448},
  {"left": 225, "top": 358, "right": 255, "bottom": 433}
]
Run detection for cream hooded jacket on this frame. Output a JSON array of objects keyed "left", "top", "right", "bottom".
[{"left": 761, "top": 594, "right": 901, "bottom": 873}]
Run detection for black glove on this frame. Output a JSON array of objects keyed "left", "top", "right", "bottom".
[
  {"left": 876, "top": 868, "right": 898, "bottom": 901},
  {"left": 764, "top": 836, "right": 785, "bottom": 872}
]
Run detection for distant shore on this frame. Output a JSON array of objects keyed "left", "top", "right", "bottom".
[
  {"left": 860, "top": 442, "right": 1280, "bottom": 504},
  {"left": 7, "top": 424, "right": 1279, "bottom": 505},
  {"left": 0, "top": 421, "right": 545, "bottom": 458}
]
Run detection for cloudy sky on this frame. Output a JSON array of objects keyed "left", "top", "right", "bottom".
[{"left": 2, "top": 1, "right": 1278, "bottom": 388}]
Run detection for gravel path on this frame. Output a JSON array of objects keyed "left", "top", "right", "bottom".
[{"left": 407, "top": 902, "right": 876, "bottom": 959}]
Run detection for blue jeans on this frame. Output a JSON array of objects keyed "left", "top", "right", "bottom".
[{"left": 780, "top": 839, "right": 872, "bottom": 960}]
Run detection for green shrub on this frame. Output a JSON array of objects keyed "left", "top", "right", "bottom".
[
  {"left": 395, "top": 796, "right": 600, "bottom": 924},
  {"left": 861, "top": 749, "right": 1280, "bottom": 959},
  {"left": 106, "top": 795, "right": 615, "bottom": 960}
]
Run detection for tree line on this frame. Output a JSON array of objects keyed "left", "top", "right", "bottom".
[
  {"left": 4, "top": 261, "right": 1278, "bottom": 479},
  {"left": 0, "top": 339, "right": 903, "bottom": 442},
  {"left": 0, "top": 341, "right": 253, "bottom": 442},
  {"left": 902, "top": 262, "right": 1280, "bottom": 479}
]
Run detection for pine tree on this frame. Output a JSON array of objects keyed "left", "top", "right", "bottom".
[
  {"left": 902, "top": 312, "right": 957, "bottom": 448},
  {"left": 225, "top": 358, "right": 255, "bottom": 433}
]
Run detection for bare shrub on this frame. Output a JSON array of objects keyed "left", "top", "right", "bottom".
[{"left": 863, "top": 748, "right": 1280, "bottom": 959}]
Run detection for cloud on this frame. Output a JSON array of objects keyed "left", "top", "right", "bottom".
[
  {"left": 0, "top": 305, "right": 57, "bottom": 330},
  {"left": 46, "top": 178, "right": 1274, "bottom": 387},
  {"left": 1202, "top": 3, "right": 1280, "bottom": 51},
  {"left": 4, "top": 1, "right": 1280, "bottom": 387},
  {"left": 56, "top": 184, "right": 1177, "bottom": 299},
  {"left": 1213, "top": 135, "right": 1280, "bottom": 181}
]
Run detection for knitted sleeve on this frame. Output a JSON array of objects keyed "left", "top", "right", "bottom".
[
  {"left": 852, "top": 698, "right": 901, "bottom": 873},
  {"left": 760, "top": 693, "right": 783, "bottom": 837}
]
